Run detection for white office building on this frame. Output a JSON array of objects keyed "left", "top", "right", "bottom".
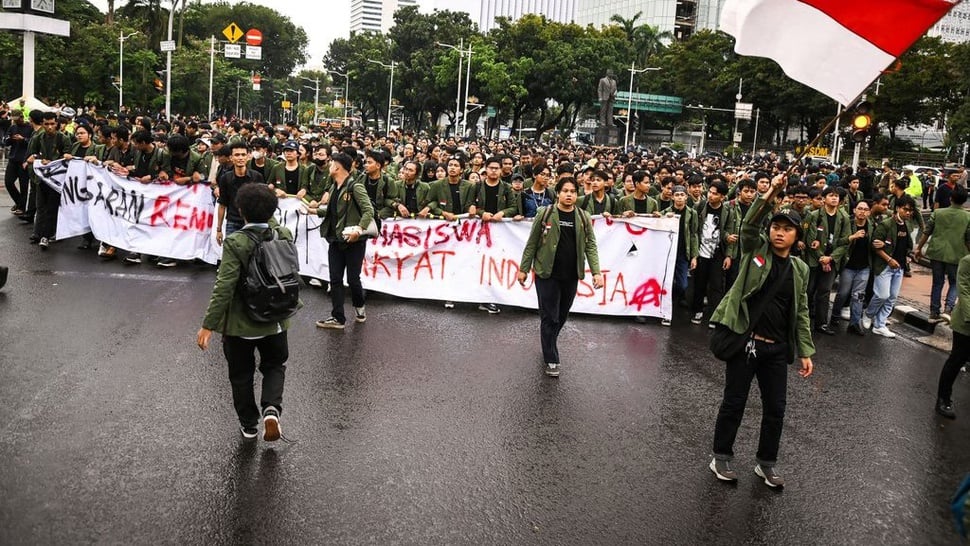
[
  {"left": 477, "top": 0, "right": 577, "bottom": 32},
  {"left": 575, "top": 0, "right": 723, "bottom": 40},
  {"left": 350, "top": 0, "right": 420, "bottom": 34},
  {"left": 928, "top": 2, "right": 970, "bottom": 43}
]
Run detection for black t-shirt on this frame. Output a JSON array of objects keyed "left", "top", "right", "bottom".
[
  {"left": 936, "top": 183, "right": 954, "bottom": 208},
  {"left": 169, "top": 154, "right": 189, "bottom": 179},
  {"left": 365, "top": 175, "right": 380, "bottom": 204},
  {"left": 552, "top": 208, "right": 578, "bottom": 281},
  {"left": 483, "top": 183, "right": 500, "bottom": 214},
  {"left": 670, "top": 206, "right": 688, "bottom": 258},
  {"left": 449, "top": 183, "right": 462, "bottom": 214},
  {"left": 846, "top": 225, "right": 870, "bottom": 270},
  {"left": 891, "top": 220, "right": 910, "bottom": 263},
  {"left": 592, "top": 196, "right": 607, "bottom": 215},
  {"left": 283, "top": 167, "right": 300, "bottom": 195},
  {"left": 217, "top": 169, "right": 265, "bottom": 226},
  {"left": 824, "top": 212, "right": 837, "bottom": 255},
  {"left": 132, "top": 147, "right": 156, "bottom": 178},
  {"left": 404, "top": 183, "right": 418, "bottom": 213},
  {"left": 327, "top": 180, "right": 346, "bottom": 242},
  {"left": 752, "top": 255, "right": 794, "bottom": 343},
  {"left": 634, "top": 197, "right": 648, "bottom": 214},
  {"left": 251, "top": 162, "right": 267, "bottom": 180}
]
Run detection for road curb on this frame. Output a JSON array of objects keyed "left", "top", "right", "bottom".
[{"left": 891, "top": 304, "right": 953, "bottom": 351}]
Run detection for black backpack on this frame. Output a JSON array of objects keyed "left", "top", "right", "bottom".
[{"left": 235, "top": 228, "right": 301, "bottom": 323}]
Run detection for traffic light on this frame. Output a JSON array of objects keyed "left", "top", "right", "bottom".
[
  {"left": 851, "top": 101, "right": 872, "bottom": 143},
  {"left": 152, "top": 70, "right": 166, "bottom": 93}
]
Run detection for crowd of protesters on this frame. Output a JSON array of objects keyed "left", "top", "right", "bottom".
[{"left": 2, "top": 105, "right": 969, "bottom": 420}]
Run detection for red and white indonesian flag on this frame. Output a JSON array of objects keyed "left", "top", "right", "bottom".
[{"left": 721, "top": 0, "right": 959, "bottom": 105}]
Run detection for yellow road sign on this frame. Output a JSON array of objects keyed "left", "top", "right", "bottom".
[
  {"left": 222, "top": 22, "right": 243, "bottom": 43},
  {"left": 281, "top": 101, "right": 291, "bottom": 109}
]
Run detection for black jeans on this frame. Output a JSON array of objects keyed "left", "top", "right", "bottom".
[
  {"left": 808, "top": 265, "right": 837, "bottom": 328},
  {"left": 33, "top": 182, "right": 59, "bottom": 238},
  {"left": 535, "top": 276, "right": 578, "bottom": 364},
  {"left": 713, "top": 339, "right": 789, "bottom": 465},
  {"left": 328, "top": 239, "right": 366, "bottom": 324},
  {"left": 939, "top": 330, "right": 970, "bottom": 403},
  {"left": 4, "top": 159, "right": 28, "bottom": 210},
  {"left": 222, "top": 331, "right": 288, "bottom": 428},
  {"left": 691, "top": 253, "right": 725, "bottom": 315}
]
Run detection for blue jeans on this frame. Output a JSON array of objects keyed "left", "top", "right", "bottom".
[
  {"left": 832, "top": 267, "right": 870, "bottom": 326},
  {"left": 866, "top": 267, "right": 904, "bottom": 329},
  {"left": 930, "top": 260, "right": 958, "bottom": 315}
]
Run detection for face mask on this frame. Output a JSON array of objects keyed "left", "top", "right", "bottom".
[
  {"left": 252, "top": 151, "right": 263, "bottom": 160},
  {"left": 312, "top": 158, "right": 327, "bottom": 166}
]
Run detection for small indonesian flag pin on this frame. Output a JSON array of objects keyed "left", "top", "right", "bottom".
[{"left": 753, "top": 255, "right": 765, "bottom": 268}]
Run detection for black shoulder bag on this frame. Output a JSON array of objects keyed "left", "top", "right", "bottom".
[{"left": 710, "top": 257, "right": 792, "bottom": 361}]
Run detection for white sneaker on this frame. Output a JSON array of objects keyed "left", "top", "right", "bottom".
[
  {"left": 862, "top": 314, "right": 872, "bottom": 330},
  {"left": 871, "top": 326, "right": 897, "bottom": 338},
  {"left": 691, "top": 312, "right": 703, "bottom": 324},
  {"left": 840, "top": 307, "right": 850, "bottom": 320},
  {"left": 444, "top": 301, "right": 455, "bottom": 309},
  {"left": 661, "top": 318, "right": 671, "bottom": 327},
  {"left": 308, "top": 278, "right": 322, "bottom": 288}
]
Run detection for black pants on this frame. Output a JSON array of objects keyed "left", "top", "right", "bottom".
[
  {"left": 535, "top": 276, "right": 578, "bottom": 364},
  {"left": 713, "top": 339, "right": 789, "bottom": 465},
  {"left": 691, "top": 253, "right": 725, "bottom": 315},
  {"left": 808, "top": 265, "right": 837, "bottom": 328},
  {"left": 328, "top": 239, "right": 366, "bottom": 324},
  {"left": 33, "top": 182, "right": 59, "bottom": 238},
  {"left": 939, "top": 330, "right": 970, "bottom": 403},
  {"left": 4, "top": 159, "right": 28, "bottom": 210},
  {"left": 222, "top": 331, "right": 288, "bottom": 428}
]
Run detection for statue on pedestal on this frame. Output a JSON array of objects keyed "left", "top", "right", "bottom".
[{"left": 598, "top": 70, "right": 617, "bottom": 129}]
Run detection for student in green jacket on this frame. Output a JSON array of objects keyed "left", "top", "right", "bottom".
[
  {"left": 804, "top": 186, "right": 852, "bottom": 334},
  {"left": 864, "top": 194, "right": 918, "bottom": 338},
  {"left": 267, "top": 140, "right": 307, "bottom": 198},
  {"left": 517, "top": 177, "right": 603, "bottom": 378},
  {"left": 914, "top": 185, "right": 970, "bottom": 319},
  {"left": 662, "top": 185, "right": 699, "bottom": 322},
  {"left": 935, "top": 251, "right": 970, "bottom": 419},
  {"left": 618, "top": 170, "right": 660, "bottom": 216},
  {"left": 311, "top": 152, "right": 375, "bottom": 330},
  {"left": 386, "top": 160, "right": 431, "bottom": 218},
  {"left": 709, "top": 174, "right": 815, "bottom": 489},
  {"left": 830, "top": 199, "right": 874, "bottom": 335},
  {"left": 579, "top": 170, "right": 619, "bottom": 216},
  {"left": 197, "top": 183, "right": 300, "bottom": 442}
]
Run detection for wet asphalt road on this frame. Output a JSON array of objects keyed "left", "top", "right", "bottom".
[{"left": 0, "top": 215, "right": 968, "bottom": 545}]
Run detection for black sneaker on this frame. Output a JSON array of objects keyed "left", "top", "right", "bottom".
[
  {"left": 315, "top": 317, "right": 345, "bottom": 329},
  {"left": 156, "top": 258, "right": 177, "bottom": 268},
  {"left": 936, "top": 398, "right": 956, "bottom": 419},
  {"left": 847, "top": 323, "right": 866, "bottom": 336},
  {"left": 709, "top": 458, "right": 738, "bottom": 482},
  {"left": 124, "top": 253, "right": 142, "bottom": 264},
  {"left": 354, "top": 306, "right": 366, "bottom": 323},
  {"left": 240, "top": 425, "right": 258, "bottom": 439},
  {"left": 263, "top": 407, "right": 281, "bottom": 442},
  {"left": 544, "top": 362, "right": 560, "bottom": 377},
  {"left": 755, "top": 464, "right": 785, "bottom": 488},
  {"left": 479, "top": 303, "right": 501, "bottom": 314}
]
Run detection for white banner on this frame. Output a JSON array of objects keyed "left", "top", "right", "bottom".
[
  {"left": 38, "top": 159, "right": 221, "bottom": 264},
  {"left": 273, "top": 202, "right": 678, "bottom": 318},
  {"left": 40, "top": 161, "right": 678, "bottom": 317}
]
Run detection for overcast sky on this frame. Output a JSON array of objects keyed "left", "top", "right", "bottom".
[{"left": 85, "top": 0, "right": 481, "bottom": 70}]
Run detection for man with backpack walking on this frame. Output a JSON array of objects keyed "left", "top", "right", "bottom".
[{"left": 197, "top": 183, "right": 302, "bottom": 442}]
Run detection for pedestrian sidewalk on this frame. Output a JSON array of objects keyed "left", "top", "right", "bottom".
[{"left": 893, "top": 260, "right": 953, "bottom": 352}]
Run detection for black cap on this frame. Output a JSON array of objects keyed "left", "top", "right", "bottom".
[
  {"left": 511, "top": 173, "right": 525, "bottom": 181},
  {"left": 770, "top": 209, "right": 803, "bottom": 237}
]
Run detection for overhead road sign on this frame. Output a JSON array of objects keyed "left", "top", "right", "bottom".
[{"left": 597, "top": 92, "right": 683, "bottom": 115}]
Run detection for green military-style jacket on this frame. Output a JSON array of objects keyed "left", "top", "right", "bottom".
[
  {"left": 519, "top": 205, "right": 601, "bottom": 280},
  {"left": 871, "top": 214, "right": 918, "bottom": 277},
  {"left": 710, "top": 196, "right": 816, "bottom": 362},
  {"left": 949, "top": 254, "right": 970, "bottom": 337},
  {"left": 617, "top": 194, "right": 660, "bottom": 215},
  {"left": 201, "top": 224, "right": 301, "bottom": 337},
  {"left": 426, "top": 178, "right": 475, "bottom": 216},
  {"left": 315, "top": 175, "right": 375, "bottom": 241},
  {"left": 833, "top": 218, "right": 875, "bottom": 270},
  {"left": 803, "top": 207, "right": 852, "bottom": 268},
  {"left": 661, "top": 203, "right": 700, "bottom": 260},
  {"left": 579, "top": 192, "right": 620, "bottom": 216},
  {"left": 68, "top": 142, "right": 106, "bottom": 161},
  {"left": 923, "top": 205, "right": 970, "bottom": 265},
  {"left": 473, "top": 179, "right": 518, "bottom": 217},
  {"left": 300, "top": 165, "right": 332, "bottom": 202},
  {"left": 693, "top": 198, "right": 737, "bottom": 258},
  {"left": 266, "top": 162, "right": 307, "bottom": 194},
  {"left": 386, "top": 179, "right": 432, "bottom": 216}
]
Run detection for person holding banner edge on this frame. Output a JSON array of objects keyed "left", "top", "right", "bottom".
[
  {"left": 709, "top": 173, "right": 815, "bottom": 489},
  {"left": 517, "top": 177, "right": 604, "bottom": 378}
]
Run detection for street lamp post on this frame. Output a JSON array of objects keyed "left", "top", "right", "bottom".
[
  {"left": 435, "top": 38, "right": 471, "bottom": 135},
  {"left": 301, "top": 76, "right": 321, "bottom": 125},
  {"left": 274, "top": 90, "right": 286, "bottom": 124},
  {"left": 329, "top": 70, "right": 350, "bottom": 125},
  {"left": 287, "top": 88, "right": 302, "bottom": 123},
  {"left": 624, "top": 62, "right": 660, "bottom": 151},
  {"left": 165, "top": 0, "right": 175, "bottom": 122},
  {"left": 368, "top": 59, "right": 396, "bottom": 135},
  {"left": 118, "top": 30, "right": 138, "bottom": 111}
]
